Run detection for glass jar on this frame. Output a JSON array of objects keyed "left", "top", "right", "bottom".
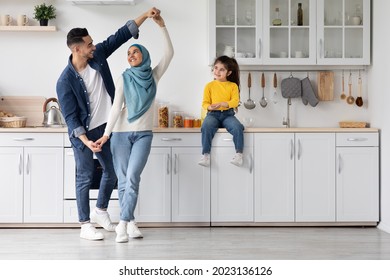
[
  {"left": 184, "top": 117, "right": 194, "bottom": 128},
  {"left": 158, "top": 102, "right": 169, "bottom": 128},
  {"left": 193, "top": 118, "right": 202, "bottom": 128},
  {"left": 172, "top": 111, "right": 184, "bottom": 128}
]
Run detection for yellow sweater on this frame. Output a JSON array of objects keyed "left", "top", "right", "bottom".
[{"left": 202, "top": 80, "right": 239, "bottom": 111}]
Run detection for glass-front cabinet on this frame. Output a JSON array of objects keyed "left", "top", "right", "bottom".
[
  {"left": 209, "top": 0, "right": 263, "bottom": 65},
  {"left": 317, "top": 0, "right": 370, "bottom": 65},
  {"left": 263, "top": 0, "right": 316, "bottom": 64},
  {"left": 209, "top": 0, "right": 370, "bottom": 66}
]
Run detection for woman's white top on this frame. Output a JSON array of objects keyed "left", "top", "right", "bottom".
[{"left": 104, "top": 26, "right": 174, "bottom": 135}]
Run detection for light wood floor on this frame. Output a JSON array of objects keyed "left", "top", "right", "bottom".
[{"left": 1, "top": 226, "right": 390, "bottom": 260}]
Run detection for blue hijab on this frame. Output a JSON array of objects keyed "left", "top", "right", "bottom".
[{"left": 122, "top": 44, "right": 156, "bottom": 123}]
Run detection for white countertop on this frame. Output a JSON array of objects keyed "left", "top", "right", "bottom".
[{"left": 0, "top": 127, "right": 379, "bottom": 133}]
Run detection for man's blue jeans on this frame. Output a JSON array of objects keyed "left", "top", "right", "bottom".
[{"left": 72, "top": 123, "right": 117, "bottom": 223}]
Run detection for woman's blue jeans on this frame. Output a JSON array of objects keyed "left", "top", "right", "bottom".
[
  {"left": 72, "top": 124, "right": 117, "bottom": 223},
  {"left": 201, "top": 109, "right": 244, "bottom": 154},
  {"left": 110, "top": 131, "right": 153, "bottom": 222}
]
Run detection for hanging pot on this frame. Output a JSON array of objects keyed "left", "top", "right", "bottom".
[{"left": 42, "top": 97, "right": 66, "bottom": 127}]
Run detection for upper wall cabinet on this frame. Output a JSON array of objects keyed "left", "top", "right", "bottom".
[
  {"left": 209, "top": 0, "right": 371, "bottom": 66},
  {"left": 317, "top": 0, "right": 370, "bottom": 65},
  {"left": 209, "top": 0, "right": 263, "bottom": 65}
]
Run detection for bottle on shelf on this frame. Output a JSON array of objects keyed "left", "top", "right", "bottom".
[
  {"left": 272, "top": 7, "right": 282, "bottom": 26},
  {"left": 297, "top": 3, "right": 303, "bottom": 26}
]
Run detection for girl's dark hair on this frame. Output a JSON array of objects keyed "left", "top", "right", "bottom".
[
  {"left": 67, "top": 28, "right": 89, "bottom": 48},
  {"left": 213, "top": 55, "right": 240, "bottom": 91}
]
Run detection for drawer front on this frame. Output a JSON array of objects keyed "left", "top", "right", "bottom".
[
  {"left": 212, "top": 132, "right": 253, "bottom": 147},
  {"left": 0, "top": 133, "right": 63, "bottom": 147},
  {"left": 152, "top": 133, "right": 201, "bottom": 147},
  {"left": 64, "top": 133, "right": 71, "bottom": 147},
  {"left": 336, "top": 133, "right": 378, "bottom": 147}
]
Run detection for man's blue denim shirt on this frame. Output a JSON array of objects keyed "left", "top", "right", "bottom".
[{"left": 56, "top": 20, "right": 139, "bottom": 150}]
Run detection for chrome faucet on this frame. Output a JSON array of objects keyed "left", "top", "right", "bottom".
[{"left": 282, "top": 97, "right": 292, "bottom": 128}]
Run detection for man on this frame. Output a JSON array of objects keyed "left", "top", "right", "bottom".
[{"left": 56, "top": 7, "right": 160, "bottom": 241}]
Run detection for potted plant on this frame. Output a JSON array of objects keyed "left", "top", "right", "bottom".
[{"left": 33, "top": 3, "right": 56, "bottom": 26}]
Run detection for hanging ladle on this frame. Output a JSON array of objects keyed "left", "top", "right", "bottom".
[
  {"left": 340, "top": 70, "right": 346, "bottom": 100},
  {"left": 346, "top": 71, "right": 355, "bottom": 105},
  {"left": 244, "top": 72, "right": 256, "bottom": 109},
  {"left": 355, "top": 70, "right": 363, "bottom": 107},
  {"left": 260, "top": 72, "right": 268, "bottom": 107}
]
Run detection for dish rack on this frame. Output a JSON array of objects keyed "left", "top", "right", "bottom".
[{"left": 0, "top": 116, "right": 27, "bottom": 128}]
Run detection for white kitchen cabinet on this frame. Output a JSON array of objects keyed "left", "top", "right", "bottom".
[
  {"left": 211, "top": 133, "right": 254, "bottom": 222},
  {"left": 210, "top": 0, "right": 370, "bottom": 66},
  {"left": 263, "top": 0, "right": 317, "bottom": 64},
  {"left": 136, "top": 133, "right": 210, "bottom": 223},
  {"left": 317, "top": 0, "right": 370, "bottom": 65},
  {"left": 0, "top": 133, "right": 64, "bottom": 223},
  {"left": 295, "top": 133, "right": 336, "bottom": 222},
  {"left": 254, "top": 133, "right": 295, "bottom": 222},
  {"left": 336, "top": 133, "right": 379, "bottom": 222},
  {"left": 209, "top": 0, "right": 264, "bottom": 65}
]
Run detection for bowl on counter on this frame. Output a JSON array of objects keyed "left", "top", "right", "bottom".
[{"left": 241, "top": 117, "right": 254, "bottom": 128}]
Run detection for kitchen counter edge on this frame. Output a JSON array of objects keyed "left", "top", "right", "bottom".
[{"left": 0, "top": 127, "right": 379, "bottom": 133}]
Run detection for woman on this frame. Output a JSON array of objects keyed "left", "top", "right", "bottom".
[{"left": 96, "top": 14, "right": 174, "bottom": 243}]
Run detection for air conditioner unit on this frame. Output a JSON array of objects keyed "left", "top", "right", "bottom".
[{"left": 67, "top": 0, "right": 136, "bottom": 5}]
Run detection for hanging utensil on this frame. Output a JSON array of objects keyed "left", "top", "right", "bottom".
[
  {"left": 346, "top": 71, "right": 355, "bottom": 105},
  {"left": 340, "top": 70, "right": 346, "bottom": 100},
  {"left": 355, "top": 70, "right": 363, "bottom": 107},
  {"left": 271, "top": 72, "right": 278, "bottom": 104},
  {"left": 260, "top": 72, "right": 268, "bottom": 107},
  {"left": 244, "top": 72, "right": 256, "bottom": 109}
]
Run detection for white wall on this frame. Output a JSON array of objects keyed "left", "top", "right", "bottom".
[
  {"left": 0, "top": 0, "right": 372, "bottom": 128},
  {"left": 369, "top": 0, "right": 390, "bottom": 233}
]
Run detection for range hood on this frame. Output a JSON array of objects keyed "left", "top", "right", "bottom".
[{"left": 68, "top": 0, "right": 136, "bottom": 5}]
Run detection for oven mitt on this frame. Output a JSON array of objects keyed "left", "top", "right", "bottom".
[
  {"left": 301, "top": 77, "right": 319, "bottom": 107},
  {"left": 281, "top": 77, "right": 302, "bottom": 98}
]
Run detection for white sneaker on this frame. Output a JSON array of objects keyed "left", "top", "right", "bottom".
[
  {"left": 198, "top": 154, "right": 210, "bottom": 167},
  {"left": 115, "top": 222, "right": 129, "bottom": 243},
  {"left": 90, "top": 208, "right": 116, "bottom": 232},
  {"left": 230, "top": 153, "right": 243, "bottom": 167},
  {"left": 127, "top": 221, "right": 143, "bottom": 238},
  {"left": 80, "top": 223, "right": 104, "bottom": 241}
]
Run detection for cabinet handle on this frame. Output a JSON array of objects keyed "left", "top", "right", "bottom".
[
  {"left": 338, "top": 154, "right": 342, "bottom": 174},
  {"left": 26, "top": 154, "right": 30, "bottom": 175},
  {"left": 297, "top": 139, "right": 302, "bottom": 160},
  {"left": 13, "top": 138, "right": 34, "bottom": 141},
  {"left": 290, "top": 139, "right": 294, "bottom": 160},
  {"left": 222, "top": 138, "right": 233, "bottom": 142},
  {"left": 174, "top": 154, "right": 178, "bottom": 175},
  {"left": 161, "top": 137, "right": 182, "bottom": 141},
  {"left": 249, "top": 153, "right": 253, "bottom": 174},
  {"left": 166, "top": 153, "right": 170, "bottom": 175},
  {"left": 346, "top": 138, "right": 368, "bottom": 142},
  {"left": 319, "top": 39, "right": 323, "bottom": 58},
  {"left": 19, "top": 154, "right": 23, "bottom": 175},
  {"left": 258, "top": 38, "right": 262, "bottom": 58}
]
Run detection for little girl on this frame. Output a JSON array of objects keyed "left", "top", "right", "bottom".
[{"left": 199, "top": 55, "right": 244, "bottom": 167}]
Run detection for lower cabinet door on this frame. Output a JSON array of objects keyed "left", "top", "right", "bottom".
[
  {"left": 336, "top": 147, "right": 379, "bottom": 222},
  {"left": 0, "top": 147, "right": 23, "bottom": 223},
  {"left": 211, "top": 146, "right": 254, "bottom": 222},
  {"left": 135, "top": 147, "right": 171, "bottom": 222},
  {"left": 23, "top": 147, "right": 64, "bottom": 223},
  {"left": 171, "top": 147, "right": 210, "bottom": 222}
]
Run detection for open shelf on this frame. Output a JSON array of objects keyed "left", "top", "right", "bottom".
[{"left": 0, "top": 26, "right": 57, "bottom": 32}]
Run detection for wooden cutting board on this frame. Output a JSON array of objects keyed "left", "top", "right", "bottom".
[
  {"left": 0, "top": 96, "right": 46, "bottom": 127},
  {"left": 317, "top": 71, "right": 334, "bottom": 101}
]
